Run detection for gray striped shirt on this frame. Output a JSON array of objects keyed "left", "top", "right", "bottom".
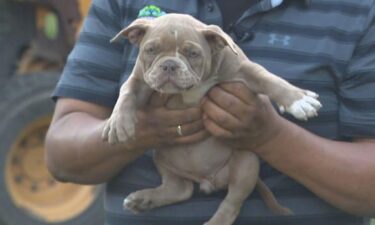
[{"left": 53, "top": 0, "right": 375, "bottom": 224}]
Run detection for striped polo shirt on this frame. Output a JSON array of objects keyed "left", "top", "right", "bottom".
[{"left": 53, "top": 0, "right": 375, "bottom": 224}]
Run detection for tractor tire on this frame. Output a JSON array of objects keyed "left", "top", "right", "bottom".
[
  {"left": 0, "top": 73, "right": 104, "bottom": 225},
  {"left": 0, "top": 0, "right": 35, "bottom": 87}
]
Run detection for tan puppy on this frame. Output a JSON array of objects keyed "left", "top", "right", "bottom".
[{"left": 102, "top": 14, "right": 321, "bottom": 225}]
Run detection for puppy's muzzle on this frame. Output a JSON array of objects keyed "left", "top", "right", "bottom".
[{"left": 159, "top": 59, "right": 180, "bottom": 75}]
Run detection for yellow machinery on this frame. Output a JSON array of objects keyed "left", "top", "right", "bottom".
[{"left": 0, "top": 1, "right": 104, "bottom": 225}]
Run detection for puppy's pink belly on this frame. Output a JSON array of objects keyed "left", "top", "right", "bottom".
[{"left": 155, "top": 138, "right": 232, "bottom": 182}]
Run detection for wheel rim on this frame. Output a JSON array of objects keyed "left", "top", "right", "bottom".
[{"left": 5, "top": 116, "right": 98, "bottom": 223}]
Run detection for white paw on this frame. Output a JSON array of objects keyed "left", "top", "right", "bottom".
[
  {"left": 101, "top": 113, "right": 136, "bottom": 145},
  {"left": 283, "top": 92, "right": 322, "bottom": 120}
]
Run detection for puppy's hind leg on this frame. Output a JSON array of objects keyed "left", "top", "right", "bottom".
[
  {"left": 123, "top": 163, "right": 194, "bottom": 214},
  {"left": 204, "top": 150, "right": 260, "bottom": 225}
]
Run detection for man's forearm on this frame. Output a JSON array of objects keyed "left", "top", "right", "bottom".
[
  {"left": 45, "top": 112, "right": 146, "bottom": 184},
  {"left": 256, "top": 118, "right": 375, "bottom": 216}
]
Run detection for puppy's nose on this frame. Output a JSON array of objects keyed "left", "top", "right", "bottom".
[{"left": 160, "top": 60, "right": 179, "bottom": 73}]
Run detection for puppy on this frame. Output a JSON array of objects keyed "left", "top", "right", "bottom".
[{"left": 102, "top": 14, "right": 321, "bottom": 225}]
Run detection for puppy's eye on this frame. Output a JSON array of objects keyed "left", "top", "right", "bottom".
[
  {"left": 188, "top": 50, "right": 200, "bottom": 58},
  {"left": 145, "top": 46, "right": 157, "bottom": 55}
]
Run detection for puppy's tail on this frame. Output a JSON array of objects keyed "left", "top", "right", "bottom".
[{"left": 256, "top": 179, "right": 294, "bottom": 215}]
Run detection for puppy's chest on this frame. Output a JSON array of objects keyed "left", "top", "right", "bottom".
[{"left": 166, "top": 76, "right": 218, "bottom": 109}]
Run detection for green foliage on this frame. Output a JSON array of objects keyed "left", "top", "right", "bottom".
[{"left": 371, "top": 219, "right": 375, "bottom": 225}]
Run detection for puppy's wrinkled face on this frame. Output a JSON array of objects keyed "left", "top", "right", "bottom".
[
  {"left": 111, "top": 14, "right": 237, "bottom": 93},
  {"left": 139, "top": 27, "right": 210, "bottom": 94}
]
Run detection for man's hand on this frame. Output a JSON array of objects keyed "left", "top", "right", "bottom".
[
  {"left": 127, "top": 92, "right": 209, "bottom": 150},
  {"left": 201, "top": 82, "right": 283, "bottom": 151},
  {"left": 45, "top": 92, "right": 208, "bottom": 184},
  {"left": 202, "top": 83, "right": 375, "bottom": 216}
]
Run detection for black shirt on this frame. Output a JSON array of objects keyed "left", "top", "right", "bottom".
[{"left": 215, "top": 0, "right": 255, "bottom": 31}]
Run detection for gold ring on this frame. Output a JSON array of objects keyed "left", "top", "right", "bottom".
[{"left": 177, "top": 125, "right": 183, "bottom": 136}]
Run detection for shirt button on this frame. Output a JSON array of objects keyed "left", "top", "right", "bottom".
[{"left": 207, "top": 2, "right": 214, "bottom": 12}]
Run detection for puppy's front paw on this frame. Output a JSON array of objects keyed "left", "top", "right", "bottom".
[
  {"left": 101, "top": 112, "right": 137, "bottom": 145},
  {"left": 279, "top": 90, "right": 322, "bottom": 121}
]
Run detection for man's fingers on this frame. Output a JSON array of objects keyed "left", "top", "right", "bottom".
[
  {"left": 160, "top": 118, "right": 205, "bottom": 138},
  {"left": 202, "top": 97, "right": 242, "bottom": 130},
  {"left": 203, "top": 115, "right": 234, "bottom": 138},
  {"left": 218, "top": 82, "right": 257, "bottom": 105},
  {"left": 171, "top": 119, "right": 205, "bottom": 137},
  {"left": 149, "top": 92, "right": 169, "bottom": 107},
  {"left": 207, "top": 86, "right": 253, "bottom": 120},
  {"left": 175, "top": 129, "right": 210, "bottom": 145},
  {"left": 153, "top": 107, "right": 202, "bottom": 126},
  {"left": 160, "top": 120, "right": 208, "bottom": 145}
]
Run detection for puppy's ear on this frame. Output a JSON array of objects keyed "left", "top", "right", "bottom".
[
  {"left": 200, "top": 25, "right": 238, "bottom": 55},
  {"left": 110, "top": 19, "right": 152, "bottom": 46}
]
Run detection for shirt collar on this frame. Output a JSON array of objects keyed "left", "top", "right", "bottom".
[
  {"left": 272, "top": 0, "right": 312, "bottom": 8},
  {"left": 304, "top": 0, "right": 312, "bottom": 7},
  {"left": 271, "top": 0, "right": 283, "bottom": 8}
]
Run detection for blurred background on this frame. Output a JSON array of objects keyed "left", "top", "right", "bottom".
[
  {"left": 0, "top": 0, "right": 374, "bottom": 225},
  {"left": 0, "top": 0, "right": 103, "bottom": 224}
]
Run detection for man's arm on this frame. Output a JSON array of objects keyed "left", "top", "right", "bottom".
[
  {"left": 202, "top": 83, "right": 375, "bottom": 216},
  {"left": 45, "top": 98, "right": 137, "bottom": 184},
  {"left": 257, "top": 121, "right": 375, "bottom": 217},
  {"left": 45, "top": 96, "right": 207, "bottom": 185}
]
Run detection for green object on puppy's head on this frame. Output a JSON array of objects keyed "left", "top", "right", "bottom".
[{"left": 138, "top": 5, "right": 167, "bottom": 19}]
